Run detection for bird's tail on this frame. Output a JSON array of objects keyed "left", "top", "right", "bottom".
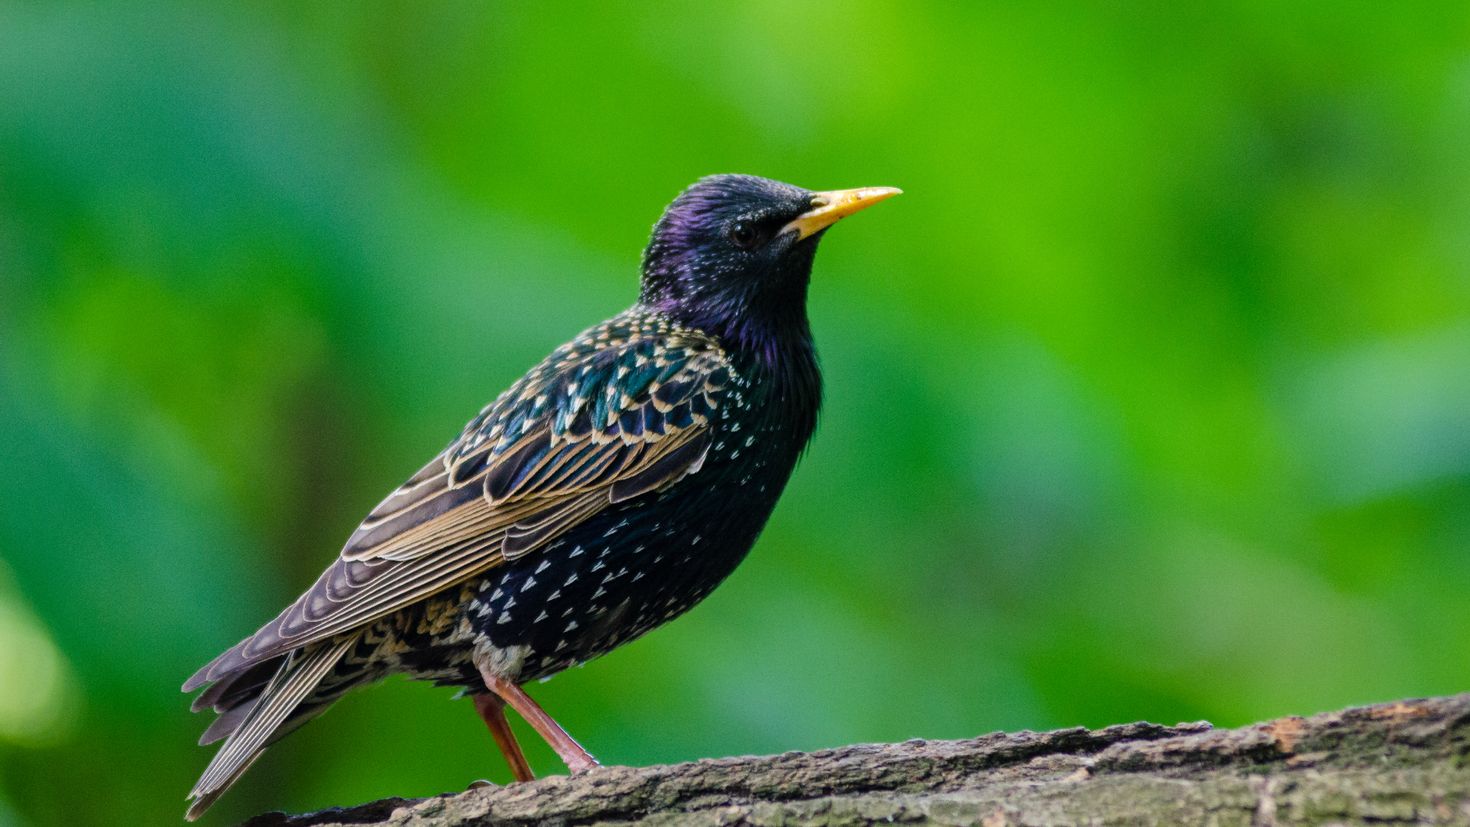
[{"left": 185, "top": 635, "right": 358, "bottom": 821}]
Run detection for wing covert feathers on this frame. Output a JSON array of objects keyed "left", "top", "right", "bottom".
[{"left": 185, "top": 321, "right": 727, "bottom": 691}]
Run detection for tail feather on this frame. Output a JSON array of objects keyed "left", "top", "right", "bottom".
[
  {"left": 185, "top": 636, "right": 356, "bottom": 821},
  {"left": 198, "top": 700, "right": 256, "bottom": 746},
  {"left": 191, "top": 656, "right": 284, "bottom": 714},
  {"left": 183, "top": 750, "right": 266, "bottom": 822}
]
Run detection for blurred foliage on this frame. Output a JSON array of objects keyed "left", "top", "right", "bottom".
[{"left": 3, "top": 2, "right": 1470, "bottom": 824}]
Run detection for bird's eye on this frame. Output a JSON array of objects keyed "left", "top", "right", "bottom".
[{"left": 728, "top": 221, "right": 758, "bottom": 250}]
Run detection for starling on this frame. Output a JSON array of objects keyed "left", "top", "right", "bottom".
[{"left": 181, "top": 174, "right": 900, "bottom": 819}]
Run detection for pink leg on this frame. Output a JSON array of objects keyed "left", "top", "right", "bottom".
[
  {"left": 472, "top": 693, "right": 536, "bottom": 783},
  {"left": 478, "top": 667, "right": 599, "bottom": 774}
]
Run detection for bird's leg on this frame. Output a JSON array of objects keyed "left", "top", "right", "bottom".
[
  {"left": 478, "top": 668, "right": 600, "bottom": 774},
  {"left": 472, "top": 693, "right": 535, "bottom": 783}
]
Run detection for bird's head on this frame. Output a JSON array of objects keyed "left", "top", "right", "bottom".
[{"left": 640, "top": 174, "right": 899, "bottom": 357}]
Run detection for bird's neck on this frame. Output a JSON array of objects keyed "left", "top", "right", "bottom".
[
  {"left": 642, "top": 299, "right": 823, "bottom": 437},
  {"left": 730, "top": 308, "right": 822, "bottom": 429},
  {"left": 755, "top": 331, "right": 823, "bottom": 451}
]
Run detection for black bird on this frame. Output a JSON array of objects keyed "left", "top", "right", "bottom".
[{"left": 182, "top": 174, "right": 900, "bottom": 819}]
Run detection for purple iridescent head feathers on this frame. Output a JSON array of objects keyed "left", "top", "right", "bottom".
[{"left": 639, "top": 174, "right": 899, "bottom": 371}]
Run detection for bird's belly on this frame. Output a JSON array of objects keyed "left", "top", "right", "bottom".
[{"left": 462, "top": 464, "right": 786, "bottom": 684}]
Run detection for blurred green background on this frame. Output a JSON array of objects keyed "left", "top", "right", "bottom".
[{"left": 3, "top": 2, "right": 1470, "bottom": 823}]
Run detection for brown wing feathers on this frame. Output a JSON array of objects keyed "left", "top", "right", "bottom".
[
  {"left": 181, "top": 325, "right": 729, "bottom": 819},
  {"left": 184, "top": 326, "right": 727, "bottom": 694}
]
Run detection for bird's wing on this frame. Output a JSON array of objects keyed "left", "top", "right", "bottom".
[{"left": 184, "top": 326, "right": 731, "bottom": 691}]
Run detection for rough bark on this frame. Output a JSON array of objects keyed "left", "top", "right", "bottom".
[{"left": 244, "top": 693, "right": 1470, "bottom": 826}]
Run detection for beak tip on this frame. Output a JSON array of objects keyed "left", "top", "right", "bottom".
[{"left": 784, "top": 184, "right": 903, "bottom": 240}]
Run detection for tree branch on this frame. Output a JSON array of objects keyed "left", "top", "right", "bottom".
[{"left": 244, "top": 693, "right": 1470, "bottom": 826}]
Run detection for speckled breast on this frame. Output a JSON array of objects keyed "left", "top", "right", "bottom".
[{"left": 462, "top": 401, "right": 802, "bottom": 685}]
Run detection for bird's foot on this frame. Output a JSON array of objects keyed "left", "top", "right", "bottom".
[
  {"left": 465, "top": 778, "right": 498, "bottom": 790},
  {"left": 564, "top": 751, "right": 601, "bottom": 775}
]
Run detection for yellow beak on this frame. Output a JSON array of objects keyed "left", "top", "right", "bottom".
[{"left": 782, "top": 186, "right": 903, "bottom": 241}]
